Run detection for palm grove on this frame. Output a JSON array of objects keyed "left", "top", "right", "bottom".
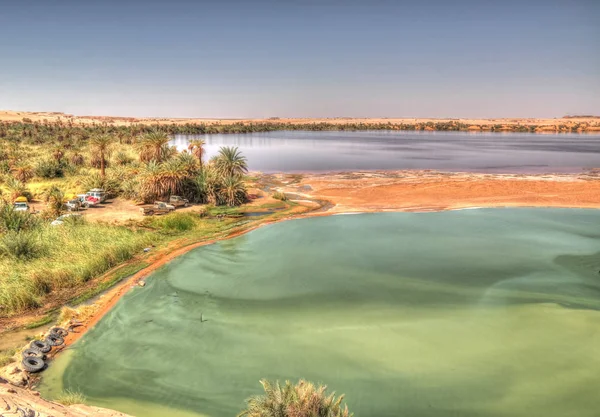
[
  {"left": 89, "top": 132, "right": 249, "bottom": 206},
  {"left": 2, "top": 130, "right": 249, "bottom": 207}
]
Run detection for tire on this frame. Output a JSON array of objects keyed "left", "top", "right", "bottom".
[
  {"left": 45, "top": 334, "right": 64, "bottom": 347},
  {"left": 30, "top": 339, "right": 52, "bottom": 353},
  {"left": 22, "top": 348, "right": 45, "bottom": 359},
  {"left": 50, "top": 327, "right": 69, "bottom": 338},
  {"left": 21, "top": 357, "right": 45, "bottom": 373}
]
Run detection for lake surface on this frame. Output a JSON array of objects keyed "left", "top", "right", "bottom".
[
  {"left": 39, "top": 209, "right": 600, "bottom": 417},
  {"left": 170, "top": 131, "right": 600, "bottom": 173}
]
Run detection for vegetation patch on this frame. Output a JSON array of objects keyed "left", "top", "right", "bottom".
[
  {"left": 0, "top": 347, "right": 17, "bottom": 367},
  {"left": 23, "top": 312, "right": 56, "bottom": 329},
  {"left": 68, "top": 262, "right": 150, "bottom": 307},
  {"left": 56, "top": 389, "right": 87, "bottom": 406}
]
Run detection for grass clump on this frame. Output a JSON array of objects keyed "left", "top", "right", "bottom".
[
  {"left": 58, "top": 305, "right": 98, "bottom": 324},
  {"left": 145, "top": 212, "right": 199, "bottom": 232},
  {"left": 272, "top": 191, "right": 287, "bottom": 201},
  {"left": 56, "top": 389, "right": 87, "bottom": 406},
  {"left": 0, "top": 231, "right": 43, "bottom": 260},
  {"left": 0, "top": 348, "right": 17, "bottom": 367}
]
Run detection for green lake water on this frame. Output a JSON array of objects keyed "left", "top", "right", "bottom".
[{"left": 39, "top": 209, "right": 600, "bottom": 417}]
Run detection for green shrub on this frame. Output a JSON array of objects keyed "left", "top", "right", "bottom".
[
  {"left": 35, "top": 159, "right": 64, "bottom": 178},
  {"left": 80, "top": 171, "right": 122, "bottom": 197},
  {"left": 0, "top": 203, "right": 40, "bottom": 232},
  {"left": 0, "top": 231, "right": 43, "bottom": 260},
  {"left": 0, "top": 160, "right": 10, "bottom": 174},
  {"left": 115, "top": 151, "right": 133, "bottom": 166}
]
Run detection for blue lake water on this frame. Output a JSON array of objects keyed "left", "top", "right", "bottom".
[{"left": 171, "top": 130, "right": 600, "bottom": 173}]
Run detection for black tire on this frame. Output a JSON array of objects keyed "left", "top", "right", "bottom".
[
  {"left": 30, "top": 339, "right": 52, "bottom": 353},
  {"left": 45, "top": 334, "right": 64, "bottom": 347},
  {"left": 22, "top": 348, "right": 45, "bottom": 359},
  {"left": 21, "top": 357, "right": 45, "bottom": 373},
  {"left": 50, "top": 327, "right": 69, "bottom": 338}
]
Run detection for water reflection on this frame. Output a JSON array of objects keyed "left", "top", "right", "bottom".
[{"left": 170, "top": 130, "right": 600, "bottom": 173}]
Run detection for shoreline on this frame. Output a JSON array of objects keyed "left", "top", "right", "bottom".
[{"left": 1, "top": 168, "right": 600, "bottom": 415}]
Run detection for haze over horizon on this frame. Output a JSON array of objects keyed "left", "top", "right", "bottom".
[{"left": 1, "top": 0, "right": 598, "bottom": 119}]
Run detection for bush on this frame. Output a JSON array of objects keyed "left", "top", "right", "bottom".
[
  {"left": 80, "top": 171, "right": 123, "bottom": 197},
  {"left": 115, "top": 151, "right": 133, "bottom": 166},
  {"left": 70, "top": 153, "right": 85, "bottom": 166},
  {"left": 0, "top": 202, "right": 40, "bottom": 232},
  {"left": 0, "top": 231, "right": 43, "bottom": 260},
  {"left": 35, "top": 159, "right": 64, "bottom": 178},
  {"left": 0, "top": 160, "right": 10, "bottom": 174}
]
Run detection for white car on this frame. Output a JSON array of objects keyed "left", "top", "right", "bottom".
[
  {"left": 50, "top": 213, "right": 82, "bottom": 226},
  {"left": 13, "top": 202, "right": 30, "bottom": 212}
]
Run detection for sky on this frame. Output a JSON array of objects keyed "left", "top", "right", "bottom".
[{"left": 0, "top": 0, "right": 598, "bottom": 119}]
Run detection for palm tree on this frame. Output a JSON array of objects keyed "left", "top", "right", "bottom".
[
  {"left": 5, "top": 177, "right": 29, "bottom": 202},
  {"left": 187, "top": 139, "right": 206, "bottom": 167},
  {"left": 70, "top": 152, "right": 85, "bottom": 166},
  {"left": 212, "top": 146, "right": 248, "bottom": 178},
  {"left": 219, "top": 175, "right": 247, "bottom": 207},
  {"left": 238, "top": 379, "right": 352, "bottom": 417},
  {"left": 137, "top": 131, "right": 172, "bottom": 163},
  {"left": 139, "top": 159, "right": 191, "bottom": 202},
  {"left": 193, "top": 167, "right": 219, "bottom": 204},
  {"left": 52, "top": 146, "right": 64, "bottom": 162},
  {"left": 12, "top": 164, "right": 34, "bottom": 183},
  {"left": 89, "top": 134, "right": 113, "bottom": 177}
]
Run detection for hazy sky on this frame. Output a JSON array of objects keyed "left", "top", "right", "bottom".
[{"left": 0, "top": 0, "right": 598, "bottom": 118}]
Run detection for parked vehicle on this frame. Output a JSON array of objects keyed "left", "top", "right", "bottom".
[
  {"left": 50, "top": 213, "right": 82, "bottom": 226},
  {"left": 86, "top": 188, "right": 107, "bottom": 203},
  {"left": 169, "top": 195, "right": 189, "bottom": 208},
  {"left": 77, "top": 194, "right": 99, "bottom": 208},
  {"left": 65, "top": 199, "right": 82, "bottom": 211},
  {"left": 140, "top": 202, "right": 175, "bottom": 216},
  {"left": 13, "top": 196, "right": 30, "bottom": 212}
]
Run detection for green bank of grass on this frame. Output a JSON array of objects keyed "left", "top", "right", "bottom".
[
  {"left": 67, "top": 262, "right": 150, "bottom": 307},
  {"left": 0, "top": 221, "right": 156, "bottom": 314}
]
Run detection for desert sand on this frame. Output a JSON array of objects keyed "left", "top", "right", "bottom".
[{"left": 1, "top": 109, "right": 599, "bottom": 131}]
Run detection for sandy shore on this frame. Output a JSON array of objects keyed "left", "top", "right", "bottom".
[{"left": 276, "top": 170, "right": 600, "bottom": 213}]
